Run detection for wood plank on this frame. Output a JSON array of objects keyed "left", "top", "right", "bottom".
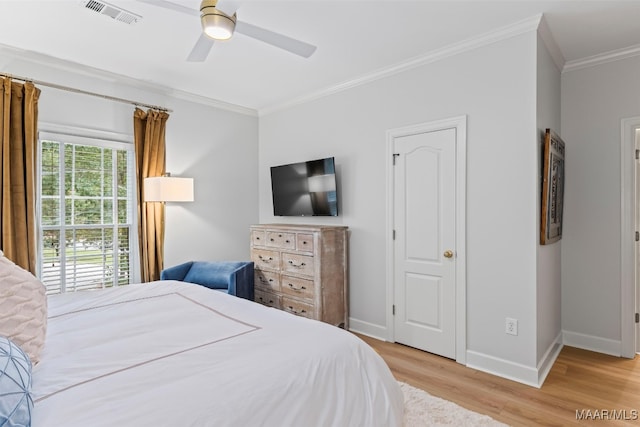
[{"left": 357, "top": 334, "right": 640, "bottom": 426}]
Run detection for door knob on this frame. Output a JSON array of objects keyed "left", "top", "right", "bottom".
[{"left": 443, "top": 250, "right": 454, "bottom": 258}]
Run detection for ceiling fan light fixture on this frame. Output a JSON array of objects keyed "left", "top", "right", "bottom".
[{"left": 200, "top": 0, "right": 236, "bottom": 40}]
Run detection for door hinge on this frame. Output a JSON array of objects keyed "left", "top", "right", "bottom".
[
  {"left": 636, "top": 313, "right": 639, "bottom": 323},
  {"left": 636, "top": 149, "right": 639, "bottom": 160},
  {"left": 392, "top": 153, "right": 400, "bottom": 165},
  {"left": 393, "top": 229, "right": 396, "bottom": 240},
  {"left": 392, "top": 305, "right": 395, "bottom": 315},
  {"left": 636, "top": 231, "right": 639, "bottom": 242}
]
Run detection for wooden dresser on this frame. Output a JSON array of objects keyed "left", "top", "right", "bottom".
[{"left": 250, "top": 224, "right": 348, "bottom": 328}]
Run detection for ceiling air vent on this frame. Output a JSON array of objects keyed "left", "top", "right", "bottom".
[{"left": 82, "top": 0, "right": 141, "bottom": 25}]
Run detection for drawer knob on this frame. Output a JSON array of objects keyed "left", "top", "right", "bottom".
[
  {"left": 288, "top": 283, "right": 306, "bottom": 291},
  {"left": 287, "top": 306, "right": 306, "bottom": 315},
  {"left": 288, "top": 260, "right": 306, "bottom": 267}
]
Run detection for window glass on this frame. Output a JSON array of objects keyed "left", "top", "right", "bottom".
[{"left": 39, "top": 134, "right": 135, "bottom": 294}]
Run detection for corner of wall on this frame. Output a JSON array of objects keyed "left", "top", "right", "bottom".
[
  {"left": 466, "top": 350, "right": 541, "bottom": 388},
  {"left": 537, "top": 332, "right": 563, "bottom": 385},
  {"left": 562, "top": 330, "right": 622, "bottom": 357},
  {"left": 467, "top": 331, "right": 562, "bottom": 388},
  {"left": 348, "top": 317, "right": 388, "bottom": 341},
  {"left": 537, "top": 14, "right": 565, "bottom": 71}
]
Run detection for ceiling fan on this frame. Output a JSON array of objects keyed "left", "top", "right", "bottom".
[{"left": 135, "top": 0, "right": 317, "bottom": 61}]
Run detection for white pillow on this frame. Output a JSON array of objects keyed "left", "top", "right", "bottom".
[{"left": 0, "top": 251, "right": 47, "bottom": 364}]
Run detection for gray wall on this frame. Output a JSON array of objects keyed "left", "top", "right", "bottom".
[
  {"left": 535, "top": 34, "right": 562, "bottom": 365},
  {"left": 259, "top": 31, "right": 546, "bottom": 384},
  {"left": 561, "top": 55, "right": 640, "bottom": 353}
]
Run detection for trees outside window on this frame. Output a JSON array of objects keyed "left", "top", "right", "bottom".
[{"left": 39, "top": 133, "right": 135, "bottom": 294}]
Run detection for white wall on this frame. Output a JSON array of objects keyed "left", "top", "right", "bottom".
[
  {"left": 259, "top": 32, "right": 542, "bottom": 380},
  {"left": 535, "top": 34, "right": 562, "bottom": 364},
  {"left": 1, "top": 48, "right": 259, "bottom": 274},
  {"left": 161, "top": 97, "right": 258, "bottom": 267},
  {"left": 561, "top": 55, "right": 640, "bottom": 354}
]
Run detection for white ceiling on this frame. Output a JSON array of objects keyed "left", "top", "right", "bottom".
[{"left": 1, "top": 0, "right": 639, "bottom": 112}]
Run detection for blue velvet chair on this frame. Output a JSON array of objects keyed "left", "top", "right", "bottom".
[{"left": 160, "top": 261, "right": 254, "bottom": 301}]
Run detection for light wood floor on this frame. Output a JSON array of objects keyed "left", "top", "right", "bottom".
[{"left": 358, "top": 334, "right": 640, "bottom": 426}]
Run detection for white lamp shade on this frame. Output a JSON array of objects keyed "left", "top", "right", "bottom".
[{"left": 144, "top": 176, "right": 194, "bottom": 202}]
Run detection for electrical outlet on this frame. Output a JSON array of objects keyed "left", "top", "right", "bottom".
[{"left": 505, "top": 318, "right": 518, "bottom": 336}]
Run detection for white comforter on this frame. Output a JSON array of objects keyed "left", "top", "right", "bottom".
[{"left": 32, "top": 280, "right": 403, "bottom": 427}]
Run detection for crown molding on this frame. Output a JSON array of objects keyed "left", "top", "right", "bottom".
[
  {"left": 167, "top": 88, "right": 257, "bottom": 116},
  {"left": 0, "top": 43, "right": 258, "bottom": 117},
  {"left": 537, "top": 14, "right": 565, "bottom": 71},
  {"left": 563, "top": 43, "right": 640, "bottom": 73},
  {"left": 259, "top": 14, "right": 543, "bottom": 116}
]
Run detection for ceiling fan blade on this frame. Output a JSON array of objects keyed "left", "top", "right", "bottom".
[
  {"left": 235, "top": 21, "right": 316, "bottom": 58},
  {"left": 133, "top": 0, "right": 199, "bottom": 16},
  {"left": 187, "top": 33, "right": 215, "bottom": 62},
  {"left": 215, "top": 0, "right": 242, "bottom": 16}
]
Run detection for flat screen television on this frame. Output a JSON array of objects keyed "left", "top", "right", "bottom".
[{"left": 270, "top": 157, "right": 338, "bottom": 216}]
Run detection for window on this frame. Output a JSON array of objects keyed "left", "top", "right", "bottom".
[{"left": 38, "top": 131, "right": 136, "bottom": 294}]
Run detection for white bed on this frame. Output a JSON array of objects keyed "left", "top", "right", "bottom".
[{"left": 32, "top": 280, "right": 404, "bottom": 426}]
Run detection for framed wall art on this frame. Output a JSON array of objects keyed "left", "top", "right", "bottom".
[{"left": 540, "top": 128, "right": 565, "bottom": 245}]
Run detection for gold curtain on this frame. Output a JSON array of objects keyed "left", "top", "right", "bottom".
[
  {"left": 133, "top": 108, "right": 169, "bottom": 282},
  {"left": 0, "top": 78, "right": 40, "bottom": 274}
]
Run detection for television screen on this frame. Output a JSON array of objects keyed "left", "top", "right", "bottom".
[{"left": 271, "top": 157, "right": 338, "bottom": 216}]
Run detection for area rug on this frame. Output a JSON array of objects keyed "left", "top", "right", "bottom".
[{"left": 400, "top": 382, "right": 509, "bottom": 427}]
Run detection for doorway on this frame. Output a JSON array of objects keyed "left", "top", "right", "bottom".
[
  {"left": 633, "top": 129, "right": 640, "bottom": 353},
  {"left": 386, "top": 116, "right": 467, "bottom": 363},
  {"left": 621, "top": 116, "right": 640, "bottom": 357}
]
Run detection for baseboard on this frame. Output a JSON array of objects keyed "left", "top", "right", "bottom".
[
  {"left": 537, "top": 333, "right": 563, "bottom": 386},
  {"left": 562, "top": 330, "right": 621, "bottom": 356},
  {"left": 466, "top": 350, "right": 540, "bottom": 388},
  {"left": 348, "top": 317, "right": 388, "bottom": 341},
  {"left": 466, "top": 333, "right": 563, "bottom": 388},
  {"left": 350, "top": 317, "right": 566, "bottom": 387}
]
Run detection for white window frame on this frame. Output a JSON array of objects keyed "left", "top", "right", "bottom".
[{"left": 37, "top": 123, "right": 140, "bottom": 291}]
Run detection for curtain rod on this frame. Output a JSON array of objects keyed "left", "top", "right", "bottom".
[{"left": 0, "top": 72, "right": 172, "bottom": 113}]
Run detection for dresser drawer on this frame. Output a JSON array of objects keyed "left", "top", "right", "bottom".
[
  {"left": 282, "top": 253, "right": 314, "bottom": 276},
  {"left": 251, "top": 230, "right": 266, "bottom": 246},
  {"left": 250, "top": 224, "right": 348, "bottom": 328},
  {"left": 282, "top": 297, "right": 313, "bottom": 319},
  {"left": 255, "top": 290, "right": 280, "bottom": 309},
  {"left": 296, "top": 233, "right": 314, "bottom": 253},
  {"left": 255, "top": 270, "right": 279, "bottom": 293},
  {"left": 266, "top": 231, "right": 295, "bottom": 249},
  {"left": 251, "top": 249, "right": 280, "bottom": 270},
  {"left": 280, "top": 275, "right": 314, "bottom": 300}
]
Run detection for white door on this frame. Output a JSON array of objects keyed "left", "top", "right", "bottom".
[{"left": 392, "top": 127, "right": 457, "bottom": 359}]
